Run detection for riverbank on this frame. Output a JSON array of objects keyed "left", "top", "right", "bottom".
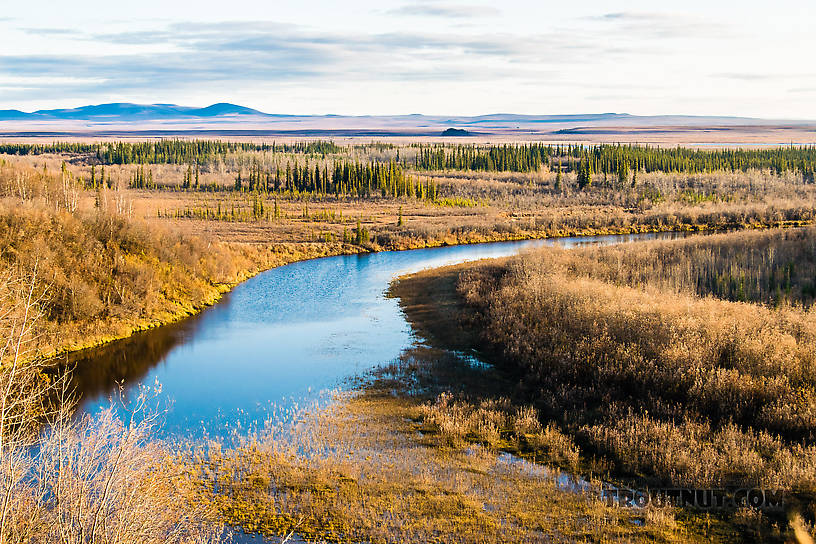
[
  {"left": 388, "top": 228, "right": 816, "bottom": 543},
  {"left": 204, "top": 346, "right": 734, "bottom": 543},
  {"left": 48, "top": 215, "right": 811, "bottom": 362},
  {"left": 201, "top": 234, "right": 794, "bottom": 542},
  {"left": 42, "top": 241, "right": 360, "bottom": 358},
  {"left": 381, "top": 218, "right": 813, "bottom": 251}
]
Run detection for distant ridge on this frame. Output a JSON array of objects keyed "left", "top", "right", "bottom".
[
  {"left": 0, "top": 102, "right": 267, "bottom": 121},
  {"left": 0, "top": 103, "right": 813, "bottom": 144},
  {"left": 0, "top": 109, "right": 32, "bottom": 120},
  {"left": 0, "top": 103, "right": 803, "bottom": 125}
]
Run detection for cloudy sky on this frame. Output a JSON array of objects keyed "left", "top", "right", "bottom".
[{"left": 1, "top": 0, "right": 814, "bottom": 118}]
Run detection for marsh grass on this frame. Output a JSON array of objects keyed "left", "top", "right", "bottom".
[
  {"left": 456, "top": 254, "right": 816, "bottom": 484},
  {"left": 561, "top": 226, "right": 816, "bottom": 306},
  {"left": 417, "top": 392, "right": 581, "bottom": 469},
  {"left": 200, "top": 348, "right": 725, "bottom": 543},
  {"left": 381, "top": 229, "right": 816, "bottom": 541}
]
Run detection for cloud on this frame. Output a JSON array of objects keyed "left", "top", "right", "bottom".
[
  {"left": 714, "top": 73, "right": 777, "bottom": 81},
  {"left": 595, "top": 12, "right": 662, "bottom": 21},
  {"left": 386, "top": 3, "right": 499, "bottom": 18},
  {"left": 0, "top": 18, "right": 664, "bottom": 105},
  {"left": 587, "top": 11, "right": 730, "bottom": 39},
  {"left": 21, "top": 27, "right": 83, "bottom": 36},
  {"left": 92, "top": 22, "right": 532, "bottom": 59},
  {"left": 715, "top": 72, "right": 816, "bottom": 82}
]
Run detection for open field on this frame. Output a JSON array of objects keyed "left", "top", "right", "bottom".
[{"left": 5, "top": 140, "right": 816, "bottom": 246}]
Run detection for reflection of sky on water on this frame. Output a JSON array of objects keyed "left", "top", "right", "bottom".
[{"left": 74, "top": 232, "right": 691, "bottom": 437}]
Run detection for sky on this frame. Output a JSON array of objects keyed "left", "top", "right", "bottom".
[{"left": 0, "top": 0, "right": 814, "bottom": 118}]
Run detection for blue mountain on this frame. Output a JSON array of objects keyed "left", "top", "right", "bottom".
[
  {"left": 0, "top": 102, "right": 268, "bottom": 121},
  {"left": 0, "top": 104, "right": 789, "bottom": 128}
]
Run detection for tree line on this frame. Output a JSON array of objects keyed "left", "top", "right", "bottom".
[
  {"left": 413, "top": 143, "right": 816, "bottom": 179},
  {"left": 232, "top": 160, "right": 438, "bottom": 200},
  {"left": 0, "top": 139, "right": 344, "bottom": 165},
  {"left": 132, "top": 159, "right": 439, "bottom": 200}
]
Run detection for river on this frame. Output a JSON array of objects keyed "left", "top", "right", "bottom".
[{"left": 69, "top": 231, "right": 694, "bottom": 436}]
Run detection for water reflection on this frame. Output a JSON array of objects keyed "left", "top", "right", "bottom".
[
  {"left": 71, "top": 232, "right": 697, "bottom": 436},
  {"left": 65, "top": 304, "right": 216, "bottom": 402}
]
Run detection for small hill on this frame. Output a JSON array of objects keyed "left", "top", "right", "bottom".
[
  {"left": 441, "top": 128, "right": 471, "bottom": 137},
  {"left": 0, "top": 110, "right": 32, "bottom": 121},
  {"left": 189, "top": 103, "right": 265, "bottom": 117}
]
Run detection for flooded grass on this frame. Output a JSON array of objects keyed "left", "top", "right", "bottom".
[{"left": 199, "top": 346, "right": 742, "bottom": 543}]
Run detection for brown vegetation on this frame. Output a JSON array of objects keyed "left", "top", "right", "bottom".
[
  {"left": 390, "top": 228, "right": 816, "bottom": 540},
  {"left": 0, "top": 201, "right": 350, "bottom": 356},
  {"left": 201, "top": 350, "right": 728, "bottom": 543},
  {"left": 0, "top": 159, "right": 353, "bottom": 356},
  {"left": 5, "top": 141, "right": 816, "bottom": 542},
  {"left": 545, "top": 227, "right": 816, "bottom": 306},
  {"left": 0, "top": 268, "right": 222, "bottom": 544},
  {"left": 6, "top": 150, "right": 816, "bottom": 252},
  {"left": 453, "top": 235, "right": 816, "bottom": 489},
  {"left": 5, "top": 396, "right": 222, "bottom": 544}
]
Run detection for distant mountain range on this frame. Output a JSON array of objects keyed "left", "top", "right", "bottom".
[
  {"left": 0, "top": 102, "right": 265, "bottom": 121},
  {"left": 0, "top": 102, "right": 803, "bottom": 125},
  {"left": 0, "top": 103, "right": 813, "bottom": 143}
]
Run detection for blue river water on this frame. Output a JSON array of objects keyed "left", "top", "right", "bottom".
[{"left": 70, "top": 232, "right": 692, "bottom": 436}]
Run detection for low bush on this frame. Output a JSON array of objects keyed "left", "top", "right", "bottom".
[{"left": 456, "top": 230, "right": 816, "bottom": 496}]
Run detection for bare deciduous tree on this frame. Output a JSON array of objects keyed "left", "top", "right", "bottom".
[
  {"left": 0, "top": 266, "right": 223, "bottom": 544},
  {"left": 0, "top": 263, "right": 59, "bottom": 544}
]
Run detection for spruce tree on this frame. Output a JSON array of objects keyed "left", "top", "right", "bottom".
[
  {"left": 355, "top": 218, "right": 363, "bottom": 245},
  {"left": 618, "top": 161, "right": 630, "bottom": 187},
  {"left": 577, "top": 160, "right": 592, "bottom": 189}
]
